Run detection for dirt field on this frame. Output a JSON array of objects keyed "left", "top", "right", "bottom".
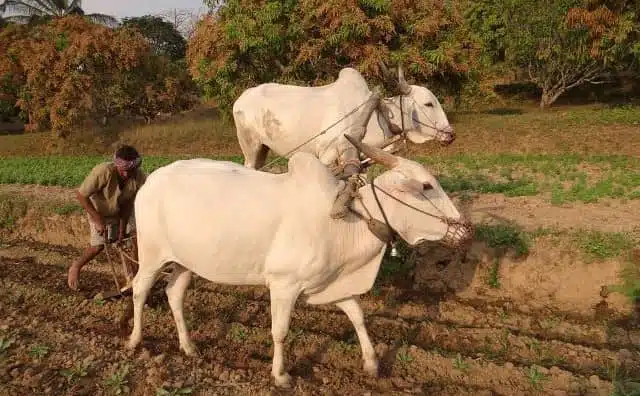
[{"left": 1, "top": 182, "right": 639, "bottom": 396}]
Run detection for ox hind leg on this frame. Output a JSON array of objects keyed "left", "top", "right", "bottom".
[
  {"left": 335, "top": 296, "right": 378, "bottom": 376},
  {"left": 235, "top": 114, "right": 270, "bottom": 169},
  {"left": 164, "top": 264, "right": 197, "bottom": 356}
]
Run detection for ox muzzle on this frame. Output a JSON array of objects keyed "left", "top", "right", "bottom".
[{"left": 440, "top": 218, "right": 474, "bottom": 250}]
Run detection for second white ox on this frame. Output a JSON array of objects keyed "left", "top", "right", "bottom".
[
  {"left": 126, "top": 136, "right": 472, "bottom": 387},
  {"left": 232, "top": 65, "right": 455, "bottom": 171}
]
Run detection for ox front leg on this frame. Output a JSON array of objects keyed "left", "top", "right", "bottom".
[
  {"left": 335, "top": 296, "right": 378, "bottom": 377},
  {"left": 165, "top": 265, "right": 197, "bottom": 356},
  {"left": 269, "top": 282, "right": 300, "bottom": 387}
]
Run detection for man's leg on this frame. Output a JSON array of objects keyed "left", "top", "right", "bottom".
[{"left": 67, "top": 219, "right": 113, "bottom": 291}]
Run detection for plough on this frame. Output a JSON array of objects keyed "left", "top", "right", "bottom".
[
  {"left": 98, "top": 236, "right": 137, "bottom": 300},
  {"left": 96, "top": 235, "right": 173, "bottom": 301}
]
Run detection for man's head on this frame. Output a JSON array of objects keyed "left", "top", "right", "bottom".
[{"left": 113, "top": 145, "right": 142, "bottom": 180}]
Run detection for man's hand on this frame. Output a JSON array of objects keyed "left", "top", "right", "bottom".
[{"left": 91, "top": 214, "right": 106, "bottom": 235}]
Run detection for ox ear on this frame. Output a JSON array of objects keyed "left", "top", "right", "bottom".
[{"left": 344, "top": 134, "right": 398, "bottom": 169}]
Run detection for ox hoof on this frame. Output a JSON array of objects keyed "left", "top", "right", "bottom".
[
  {"left": 273, "top": 372, "right": 292, "bottom": 388},
  {"left": 364, "top": 360, "right": 379, "bottom": 377},
  {"left": 125, "top": 338, "right": 140, "bottom": 351},
  {"left": 181, "top": 341, "right": 198, "bottom": 357}
]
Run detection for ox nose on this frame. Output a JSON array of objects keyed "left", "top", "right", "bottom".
[{"left": 439, "top": 125, "right": 455, "bottom": 145}]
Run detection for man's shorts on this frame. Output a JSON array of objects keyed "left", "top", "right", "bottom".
[{"left": 89, "top": 214, "right": 136, "bottom": 247}]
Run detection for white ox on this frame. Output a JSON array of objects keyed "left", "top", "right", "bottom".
[
  {"left": 125, "top": 136, "right": 472, "bottom": 387},
  {"left": 232, "top": 65, "right": 455, "bottom": 171}
]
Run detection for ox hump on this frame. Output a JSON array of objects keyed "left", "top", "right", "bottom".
[{"left": 287, "top": 152, "right": 343, "bottom": 197}]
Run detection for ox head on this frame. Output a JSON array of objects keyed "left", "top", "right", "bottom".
[
  {"left": 380, "top": 63, "right": 454, "bottom": 146},
  {"left": 345, "top": 135, "right": 472, "bottom": 249}
]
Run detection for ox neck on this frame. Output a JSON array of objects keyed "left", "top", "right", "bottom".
[{"left": 348, "top": 181, "right": 399, "bottom": 248}]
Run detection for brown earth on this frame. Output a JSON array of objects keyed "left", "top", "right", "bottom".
[
  {"left": 458, "top": 193, "right": 640, "bottom": 235},
  {"left": 1, "top": 185, "right": 640, "bottom": 395}
]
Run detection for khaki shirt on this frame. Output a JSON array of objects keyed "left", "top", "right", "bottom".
[{"left": 78, "top": 162, "right": 147, "bottom": 222}]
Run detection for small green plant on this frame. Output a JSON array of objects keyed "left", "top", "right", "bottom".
[
  {"left": 229, "top": 323, "right": 247, "bottom": 341},
  {"left": 606, "top": 249, "right": 640, "bottom": 305},
  {"left": 28, "top": 343, "right": 50, "bottom": 360},
  {"left": 103, "top": 363, "right": 130, "bottom": 395},
  {"left": 0, "top": 336, "right": 16, "bottom": 356},
  {"left": 156, "top": 386, "right": 193, "bottom": 396},
  {"left": 608, "top": 361, "right": 640, "bottom": 396},
  {"left": 488, "top": 258, "right": 500, "bottom": 288},
  {"left": 60, "top": 361, "right": 90, "bottom": 384},
  {"left": 396, "top": 342, "right": 413, "bottom": 364},
  {"left": 527, "top": 365, "right": 548, "bottom": 391},
  {"left": 54, "top": 203, "right": 82, "bottom": 215},
  {"left": 452, "top": 353, "right": 470, "bottom": 372}
]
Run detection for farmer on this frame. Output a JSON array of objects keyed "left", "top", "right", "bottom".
[{"left": 67, "top": 145, "right": 147, "bottom": 291}]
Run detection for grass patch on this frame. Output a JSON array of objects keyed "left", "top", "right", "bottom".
[
  {"left": 573, "top": 230, "right": 635, "bottom": 261},
  {"left": 0, "top": 155, "right": 244, "bottom": 187},
  {"left": 0, "top": 193, "right": 28, "bottom": 229},
  {"left": 0, "top": 151, "right": 638, "bottom": 207},
  {"left": 474, "top": 223, "right": 530, "bottom": 258},
  {"left": 607, "top": 250, "right": 640, "bottom": 305}
]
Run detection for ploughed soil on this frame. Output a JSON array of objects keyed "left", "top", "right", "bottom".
[{"left": 1, "top": 185, "right": 640, "bottom": 395}]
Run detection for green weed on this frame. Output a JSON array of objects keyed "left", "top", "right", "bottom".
[
  {"left": 527, "top": 365, "right": 549, "bottom": 391},
  {"left": 606, "top": 250, "right": 640, "bottom": 305},
  {"left": 488, "top": 258, "right": 500, "bottom": 288},
  {"left": 28, "top": 343, "right": 50, "bottom": 360},
  {"left": 54, "top": 203, "right": 82, "bottom": 215},
  {"left": 229, "top": 323, "right": 248, "bottom": 341},
  {"left": 156, "top": 387, "right": 193, "bottom": 396},
  {"left": 574, "top": 231, "right": 635, "bottom": 261},
  {"left": 452, "top": 353, "right": 470, "bottom": 372},
  {"left": 103, "top": 363, "right": 131, "bottom": 395},
  {"left": 0, "top": 193, "right": 27, "bottom": 229},
  {"left": 60, "top": 361, "right": 90, "bottom": 384},
  {"left": 396, "top": 342, "right": 413, "bottom": 364},
  {"left": 0, "top": 336, "right": 16, "bottom": 357},
  {"left": 475, "top": 223, "right": 530, "bottom": 258}
]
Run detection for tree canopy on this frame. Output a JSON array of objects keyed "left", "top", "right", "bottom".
[
  {"left": 0, "top": 0, "right": 118, "bottom": 26},
  {"left": 120, "top": 15, "right": 187, "bottom": 61},
  {"left": 188, "top": 0, "right": 482, "bottom": 114}
]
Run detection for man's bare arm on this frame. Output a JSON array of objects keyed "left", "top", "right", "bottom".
[{"left": 76, "top": 191, "right": 104, "bottom": 230}]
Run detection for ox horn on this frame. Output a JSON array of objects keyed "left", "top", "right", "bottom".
[
  {"left": 344, "top": 134, "right": 399, "bottom": 169},
  {"left": 397, "top": 63, "right": 412, "bottom": 95}
]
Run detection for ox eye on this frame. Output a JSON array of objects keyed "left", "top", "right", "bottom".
[
  {"left": 423, "top": 182, "right": 433, "bottom": 191},
  {"left": 425, "top": 102, "right": 434, "bottom": 107}
]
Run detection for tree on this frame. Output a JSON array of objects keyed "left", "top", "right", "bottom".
[
  {"left": 467, "top": 0, "right": 640, "bottom": 108},
  {"left": 188, "top": 0, "right": 482, "bottom": 114},
  {"left": 154, "top": 8, "right": 204, "bottom": 39},
  {"left": 0, "top": 0, "right": 117, "bottom": 26},
  {"left": 4, "top": 16, "right": 197, "bottom": 135},
  {"left": 120, "top": 15, "right": 187, "bottom": 61}
]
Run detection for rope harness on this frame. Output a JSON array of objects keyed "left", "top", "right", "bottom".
[{"left": 258, "top": 96, "right": 376, "bottom": 172}]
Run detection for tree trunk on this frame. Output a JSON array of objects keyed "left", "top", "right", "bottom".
[{"left": 539, "top": 86, "right": 565, "bottom": 109}]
